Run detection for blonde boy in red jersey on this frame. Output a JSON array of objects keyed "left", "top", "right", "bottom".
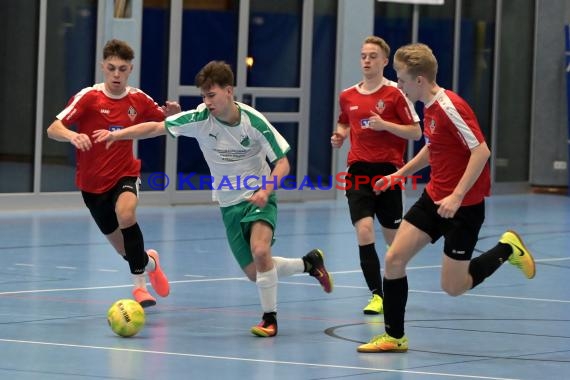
[
  {"left": 47, "top": 39, "right": 179, "bottom": 307},
  {"left": 357, "top": 43, "right": 535, "bottom": 353},
  {"left": 331, "top": 36, "right": 421, "bottom": 315}
]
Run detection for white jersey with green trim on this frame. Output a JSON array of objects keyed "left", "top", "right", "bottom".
[{"left": 165, "top": 101, "right": 291, "bottom": 206}]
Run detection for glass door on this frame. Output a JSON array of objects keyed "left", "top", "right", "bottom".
[{"left": 166, "top": 0, "right": 316, "bottom": 204}]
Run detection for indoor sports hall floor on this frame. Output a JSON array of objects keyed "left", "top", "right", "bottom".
[{"left": 0, "top": 192, "right": 568, "bottom": 379}]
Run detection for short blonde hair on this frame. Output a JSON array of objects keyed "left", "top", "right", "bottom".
[
  {"left": 363, "top": 36, "right": 390, "bottom": 58},
  {"left": 393, "top": 43, "right": 438, "bottom": 82}
]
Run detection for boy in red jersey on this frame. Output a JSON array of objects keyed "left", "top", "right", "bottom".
[
  {"left": 357, "top": 43, "right": 536, "bottom": 353},
  {"left": 47, "top": 39, "right": 179, "bottom": 307},
  {"left": 331, "top": 36, "right": 421, "bottom": 315}
]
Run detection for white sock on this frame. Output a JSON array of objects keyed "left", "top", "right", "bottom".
[
  {"left": 272, "top": 256, "right": 304, "bottom": 278},
  {"left": 145, "top": 251, "right": 156, "bottom": 272},
  {"left": 133, "top": 274, "right": 147, "bottom": 289},
  {"left": 256, "top": 267, "right": 278, "bottom": 313}
]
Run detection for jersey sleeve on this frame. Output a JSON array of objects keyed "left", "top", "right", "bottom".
[
  {"left": 241, "top": 106, "right": 290, "bottom": 163},
  {"left": 164, "top": 104, "right": 210, "bottom": 138},
  {"left": 442, "top": 101, "right": 484, "bottom": 149},
  {"left": 136, "top": 89, "right": 166, "bottom": 121},
  {"left": 337, "top": 90, "right": 350, "bottom": 125},
  {"left": 259, "top": 124, "right": 290, "bottom": 163},
  {"left": 396, "top": 90, "right": 420, "bottom": 124},
  {"left": 56, "top": 87, "right": 94, "bottom": 126}
]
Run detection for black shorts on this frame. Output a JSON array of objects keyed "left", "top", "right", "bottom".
[
  {"left": 404, "top": 190, "right": 485, "bottom": 260},
  {"left": 345, "top": 162, "right": 403, "bottom": 229},
  {"left": 81, "top": 177, "right": 140, "bottom": 235}
]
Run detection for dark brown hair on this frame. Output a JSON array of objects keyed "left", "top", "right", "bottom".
[
  {"left": 102, "top": 39, "right": 134, "bottom": 61},
  {"left": 195, "top": 61, "right": 235, "bottom": 90}
]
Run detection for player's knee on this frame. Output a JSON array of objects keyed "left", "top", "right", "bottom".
[
  {"left": 250, "top": 242, "right": 270, "bottom": 261},
  {"left": 116, "top": 210, "right": 136, "bottom": 227},
  {"left": 355, "top": 218, "right": 375, "bottom": 240},
  {"left": 384, "top": 250, "right": 406, "bottom": 271},
  {"left": 441, "top": 278, "right": 467, "bottom": 297}
]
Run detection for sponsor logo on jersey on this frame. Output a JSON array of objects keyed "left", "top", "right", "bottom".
[
  {"left": 100, "top": 108, "right": 110, "bottom": 114},
  {"left": 349, "top": 105, "right": 359, "bottom": 111},
  {"left": 208, "top": 133, "right": 218, "bottom": 140},
  {"left": 360, "top": 119, "right": 370, "bottom": 128},
  {"left": 109, "top": 125, "right": 123, "bottom": 132},
  {"left": 127, "top": 106, "right": 137, "bottom": 122}
]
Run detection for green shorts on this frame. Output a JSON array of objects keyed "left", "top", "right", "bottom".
[{"left": 220, "top": 192, "right": 278, "bottom": 268}]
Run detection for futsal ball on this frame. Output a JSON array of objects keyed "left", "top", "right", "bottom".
[{"left": 107, "top": 299, "right": 145, "bottom": 337}]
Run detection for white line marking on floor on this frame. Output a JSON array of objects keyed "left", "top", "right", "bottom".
[{"left": 0, "top": 338, "right": 520, "bottom": 380}]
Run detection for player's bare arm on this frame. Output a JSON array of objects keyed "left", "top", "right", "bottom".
[
  {"left": 248, "top": 156, "right": 290, "bottom": 208},
  {"left": 367, "top": 110, "right": 421, "bottom": 141},
  {"left": 92, "top": 121, "right": 167, "bottom": 148},
  {"left": 434, "top": 142, "right": 491, "bottom": 218},
  {"left": 374, "top": 144, "right": 430, "bottom": 194},
  {"left": 331, "top": 123, "right": 349, "bottom": 148},
  {"left": 47, "top": 119, "right": 93, "bottom": 152}
]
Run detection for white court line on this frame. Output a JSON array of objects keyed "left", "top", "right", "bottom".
[
  {"left": 0, "top": 277, "right": 246, "bottom": 296},
  {"left": 55, "top": 266, "right": 76, "bottom": 270},
  {"left": 536, "top": 257, "right": 570, "bottom": 263},
  {"left": 0, "top": 338, "right": 519, "bottom": 380},
  {"left": 1, "top": 275, "right": 568, "bottom": 304},
  {"left": 278, "top": 281, "right": 570, "bottom": 304},
  {"left": 2, "top": 259, "right": 568, "bottom": 304},
  {"left": 325, "top": 256, "right": 570, "bottom": 276}
]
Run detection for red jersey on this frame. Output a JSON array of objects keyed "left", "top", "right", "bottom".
[
  {"left": 423, "top": 89, "right": 491, "bottom": 205},
  {"left": 338, "top": 78, "right": 419, "bottom": 167},
  {"left": 57, "top": 83, "right": 165, "bottom": 193}
]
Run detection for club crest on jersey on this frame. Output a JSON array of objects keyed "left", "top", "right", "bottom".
[
  {"left": 127, "top": 106, "right": 137, "bottom": 122},
  {"left": 376, "top": 100, "right": 385, "bottom": 111},
  {"left": 240, "top": 135, "right": 250, "bottom": 147}
]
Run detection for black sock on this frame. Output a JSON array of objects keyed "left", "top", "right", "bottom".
[
  {"left": 359, "top": 243, "right": 383, "bottom": 297},
  {"left": 121, "top": 223, "right": 148, "bottom": 274},
  {"left": 383, "top": 276, "right": 408, "bottom": 339},
  {"left": 469, "top": 242, "right": 511, "bottom": 288},
  {"left": 263, "top": 312, "right": 277, "bottom": 324}
]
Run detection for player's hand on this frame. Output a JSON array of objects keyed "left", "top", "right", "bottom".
[
  {"left": 70, "top": 133, "right": 93, "bottom": 152},
  {"left": 248, "top": 190, "right": 269, "bottom": 208},
  {"left": 434, "top": 193, "right": 462, "bottom": 219},
  {"left": 330, "top": 132, "right": 345, "bottom": 148},
  {"left": 367, "top": 109, "right": 387, "bottom": 131},
  {"left": 373, "top": 173, "right": 402, "bottom": 194},
  {"left": 92, "top": 129, "right": 116, "bottom": 149},
  {"left": 163, "top": 101, "right": 181, "bottom": 116}
]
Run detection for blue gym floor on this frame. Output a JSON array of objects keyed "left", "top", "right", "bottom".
[{"left": 0, "top": 193, "right": 568, "bottom": 379}]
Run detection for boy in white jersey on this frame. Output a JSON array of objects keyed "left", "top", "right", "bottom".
[{"left": 93, "top": 60, "right": 333, "bottom": 337}]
